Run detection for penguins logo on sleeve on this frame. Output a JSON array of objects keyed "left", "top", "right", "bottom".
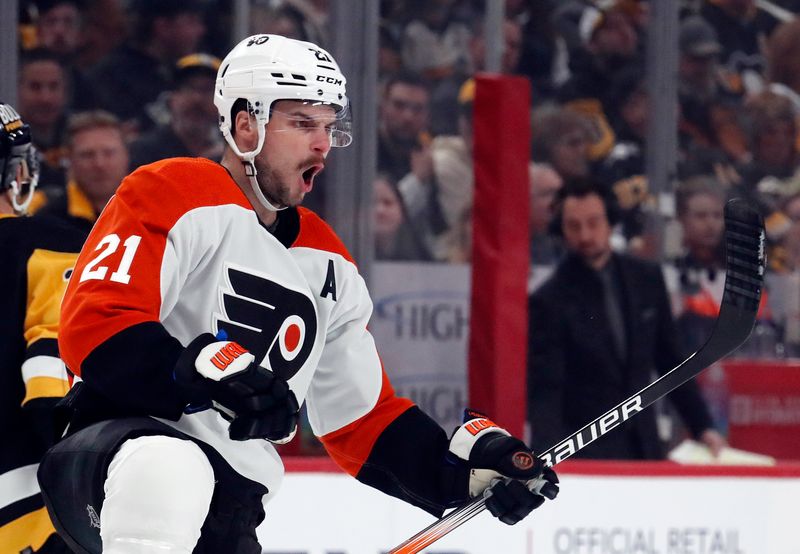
[{"left": 214, "top": 265, "right": 317, "bottom": 380}]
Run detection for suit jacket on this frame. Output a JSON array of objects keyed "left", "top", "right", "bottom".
[{"left": 528, "top": 252, "right": 714, "bottom": 459}]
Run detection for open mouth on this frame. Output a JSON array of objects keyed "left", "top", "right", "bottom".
[{"left": 301, "top": 164, "right": 324, "bottom": 190}]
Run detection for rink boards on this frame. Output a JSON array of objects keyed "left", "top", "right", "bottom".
[{"left": 255, "top": 459, "right": 800, "bottom": 554}]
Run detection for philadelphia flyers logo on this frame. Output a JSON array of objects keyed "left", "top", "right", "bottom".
[{"left": 214, "top": 265, "right": 317, "bottom": 380}]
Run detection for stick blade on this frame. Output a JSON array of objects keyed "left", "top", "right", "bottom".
[{"left": 707, "top": 199, "right": 765, "bottom": 359}]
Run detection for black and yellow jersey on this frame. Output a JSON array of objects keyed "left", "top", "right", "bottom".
[
  {"left": 0, "top": 213, "right": 85, "bottom": 553},
  {"left": 29, "top": 181, "right": 97, "bottom": 236}
]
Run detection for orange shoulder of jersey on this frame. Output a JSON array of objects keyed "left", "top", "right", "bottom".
[
  {"left": 294, "top": 207, "right": 355, "bottom": 264},
  {"left": 59, "top": 158, "right": 251, "bottom": 377}
]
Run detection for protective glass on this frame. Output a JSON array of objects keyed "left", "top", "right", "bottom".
[{"left": 269, "top": 102, "right": 353, "bottom": 147}]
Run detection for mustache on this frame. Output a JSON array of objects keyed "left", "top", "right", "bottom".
[{"left": 297, "top": 155, "right": 325, "bottom": 170}]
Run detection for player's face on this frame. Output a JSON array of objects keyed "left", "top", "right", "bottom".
[
  {"left": 253, "top": 100, "right": 334, "bottom": 208},
  {"left": 561, "top": 193, "right": 613, "bottom": 269}
]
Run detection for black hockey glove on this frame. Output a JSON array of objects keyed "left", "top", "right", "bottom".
[
  {"left": 174, "top": 333, "right": 300, "bottom": 443},
  {"left": 448, "top": 409, "right": 559, "bottom": 525}
]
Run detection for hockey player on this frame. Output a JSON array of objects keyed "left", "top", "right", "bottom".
[
  {"left": 0, "top": 102, "right": 84, "bottom": 553},
  {"left": 37, "top": 35, "right": 559, "bottom": 553}
]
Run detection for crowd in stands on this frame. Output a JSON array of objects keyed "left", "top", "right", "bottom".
[
  {"left": 371, "top": 0, "right": 800, "bottom": 361},
  {"left": 14, "top": 0, "right": 800, "bottom": 359}
]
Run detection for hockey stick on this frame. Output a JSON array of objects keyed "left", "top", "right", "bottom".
[{"left": 388, "top": 199, "right": 765, "bottom": 554}]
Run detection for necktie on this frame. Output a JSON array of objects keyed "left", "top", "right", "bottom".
[{"left": 598, "top": 266, "right": 627, "bottom": 361}]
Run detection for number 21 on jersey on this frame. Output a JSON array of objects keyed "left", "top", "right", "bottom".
[{"left": 80, "top": 234, "right": 142, "bottom": 284}]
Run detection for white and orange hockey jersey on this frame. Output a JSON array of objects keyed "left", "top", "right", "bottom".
[{"left": 59, "top": 157, "right": 463, "bottom": 515}]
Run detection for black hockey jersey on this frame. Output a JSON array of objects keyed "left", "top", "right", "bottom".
[{"left": 0, "top": 213, "right": 85, "bottom": 552}]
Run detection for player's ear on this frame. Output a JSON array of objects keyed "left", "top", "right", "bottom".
[
  {"left": 234, "top": 109, "right": 253, "bottom": 134},
  {"left": 233, "top": 109, "right": 257, "bottom": 149}
]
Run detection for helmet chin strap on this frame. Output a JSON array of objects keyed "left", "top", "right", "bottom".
[
  {"left": 242, "top": 158, "right": 286, "bottom": 212},
  {"left": 9, "top": 174, "right": 37, "bottom": 215},
  {"left": 221, "top": 122, "right": 287, "bottom": 212}
]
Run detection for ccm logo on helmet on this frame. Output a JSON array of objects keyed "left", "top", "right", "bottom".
[{"left": 316, "top": 75, "right": 343, "bottom": 86}]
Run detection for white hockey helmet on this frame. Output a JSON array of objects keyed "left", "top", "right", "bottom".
[{"left": 214, "top": 34, "right": 351, "bottom": 162}]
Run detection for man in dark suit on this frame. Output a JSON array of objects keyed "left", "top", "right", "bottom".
[{"left": 527, "top": 177, "right": 726, "bottom": 459}]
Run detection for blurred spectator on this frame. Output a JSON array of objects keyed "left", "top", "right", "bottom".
[
  {"left": 699, "top": 0, "right": 771, "bottom": 95},
  {"left": 769, "top": 192, "right": 800, "bottom": 274},
  {"left": 528, "top": 176, "right": 726, "bottom": 459},
  {"left": 458, "top": 14, "right": 523, "bottom": 131},
  {"left": 600, "top": 62, "right": 651, "bottom": 242},
  {"left": 529, "top": 162, "right": 564, "bottom": 266},
  {"left": 400, "top": 0, "right": 471, "bottom": 82},
  {"left": 729, "top": 89, "right": 800, "bottom": 216},
  {"left": 550, "top": 0, "right": 592, "bottom": 57},
  {"left": 765, "top": 191, "right": 800, "bottom": 356},
  {"left": 378, "top": 21, "right": 403, "bottom": 76},
  {"left": 283, "top": 0, "right": 329, "bottom": 47},
  {"left": 670, "top": 175, "right": 775, "bottom": 357},
  {"left": 442, "top": 204, "right": 472, "bottom": 264},
  {"left": 372, "top": 173, "right": 433, "bottom": 261},
  {"left": 34, "top": 0, "right": 81, "bottom": 54},
  {"left": 531, "top": 104, "right": 593, "bottom": 181},
  {"left": 33, "top": 111, "right": 129, "bottom": 233},
  {"left": 379, "top": 74, "right": 448, "bottom": 256},
  {"left": 18, "top": 1, "right": 39, "bottom": 49},
  {"left": 557, "top": 1, "right": 643, "bottom": 161},
  {"left": 430, "top": 78, "right": 474, "bottom": 259},
  {"left": 17, "top": 48, "right": 70, "bottom": 190},
  {"left": 250, "top": 2, "right": 314, "bottom": 42},
  {"left": 670, "top": 176, "right": 728, "bottom": 353},
  {"left": 129, "top": 53, "right": 222, "bottom": 170},
  {"left": 71, "top": 0, "right": 126, "bottom": 68},
  {"left": 606, "top": 62, "right": 648, "bottom": 148},
  {"left": 468, "top": 17, "right": 522, "bottom": 75},
  {"left": 511, "top": 0, "right": 560, "bottom": 101},
  {"left": 677, "top": 15, "right": 748, "bottom": 175},
  {"left": 88, "top": 0, "right": 206, "bottom": 135},
  {"left": 401, "top": 0, "right": 472, "bottom": 135},
  {"left": 31, "top": 0, "right": 98, "bottom": 111},
  {"left": 378, "top": 73, "right": 432, "bottom": 183},
  {"left": 765, "top": 17, "right": 800, "bottom": 96}
]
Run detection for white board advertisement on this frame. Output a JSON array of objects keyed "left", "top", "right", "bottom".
[
  {"left": 369, "top": 261, "right": 471, "bottom": 432},
  {"left": 257, "top": 470, "right": 800, "bottom": 554}
]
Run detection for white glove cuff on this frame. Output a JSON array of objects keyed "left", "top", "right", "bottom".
[
  {"left": 449, "top": 418, "right": 511, "bottom": 461},
  {"left": 195, "top": 341, "right": 255, "bottom": 381}
]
